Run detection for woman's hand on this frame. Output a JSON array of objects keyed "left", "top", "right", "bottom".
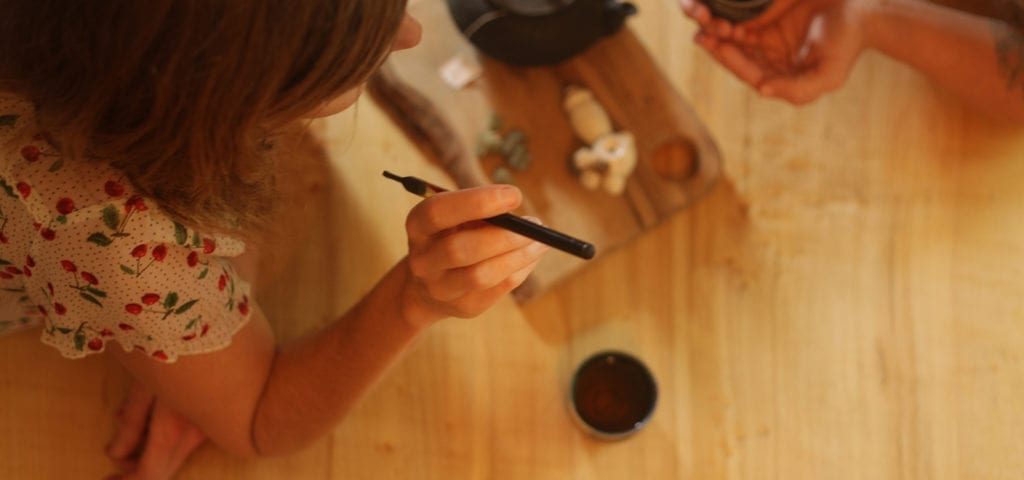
[
  {"left": 677, "top": 0, "right": 838, "bottom": 40},
  {"left": 106, "top": 381, "right": 206, "bottom": 480},
  {"left": 680, "top": 0, "right": 874, "bottom": 105},
  {"left": 398, "top": 185, "right": 548, "bottom": 327}
]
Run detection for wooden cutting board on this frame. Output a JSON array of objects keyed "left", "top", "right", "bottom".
[{"left": 375, "top": 0, "right": 721, "bottom": 302}]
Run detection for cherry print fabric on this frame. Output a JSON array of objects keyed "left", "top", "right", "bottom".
[{"left": 0, "top": 93, "right": 252, "bottom": 363}]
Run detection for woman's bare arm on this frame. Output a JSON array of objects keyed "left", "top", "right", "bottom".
[
  {"left": 864, "top": 0, "right": 1024, "bottom": 121},
  {"left": 111, "top": 185, "right": 547, "bottom": 457}
]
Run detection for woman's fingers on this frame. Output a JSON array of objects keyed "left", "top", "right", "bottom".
[
  {"left": 695, "top": 32, "right": 768, "bottom": 87},
  {"left": 106, "top": 388, "right": 206, "bottom": 480},
  {"left": 405, "top": 185, "right": 522, "bottom": 244},
  {"left": 118, "top": 403, "right": 206, "bottom": 480},
  {"left": 678, "top": 0, "right": 713, "bottom": 28},
  {"left": 760, "top": 62, "right": 847, "bottom": 105},
  {"left": 759, "top": 15, "right": 856, "bottom": 105},
  {"left": 407, "top": 221, "right": 535, "bottom": 279},
  {"left": 734, "top": 0, "right": 802, "bottom": 33},
  {"left": 441, "top": 255, "right": 544, "bottom": 318},
  {"left": 679, "top": 0, "right": 734, "bottom": 37},
  {"left": 109, "top": 401, "right": 204, "bottom": 478},
  {"left": 401, "top": 185, "right": 549, "bottom": 321},
  {"left": 107, "top": 382, "right": 156, "bottom": 465},
  {"left": 423, "top": 240, "right": 549, "bottom": 303}
]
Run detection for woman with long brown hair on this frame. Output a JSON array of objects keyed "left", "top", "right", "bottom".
[{"left": 0, "top": 1, "right": 548, "bottom": 478}]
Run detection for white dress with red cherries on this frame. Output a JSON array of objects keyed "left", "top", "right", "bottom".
[{"left": 0, "top": 93, "right": 252, "bottom": 363}]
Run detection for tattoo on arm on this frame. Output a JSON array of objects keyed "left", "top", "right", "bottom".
[{"left": 994, "top": 1, "right": 1024, "bottom": 93}]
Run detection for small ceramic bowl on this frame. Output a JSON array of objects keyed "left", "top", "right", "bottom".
[{"left": 569, "top": 351, "right": 658, "bottom": 440}]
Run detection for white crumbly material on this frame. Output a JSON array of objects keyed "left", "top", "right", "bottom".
[
  {"left": 563, "top": 85, "right": 638, "bottom": 195},
  {"left": 563, "top": 86, "right": 613, "bottom": 145},
  {"left": 439, "top": 51, "right": 482, "bottom": 90}
]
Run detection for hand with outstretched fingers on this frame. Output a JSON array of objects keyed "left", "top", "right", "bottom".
[{"left": 105, "top": 381, "right": 206, "bottom": 480}]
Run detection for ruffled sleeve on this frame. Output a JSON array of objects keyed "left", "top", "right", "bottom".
[
  {"left": 26, "top": 193, "right": 252, "bottom": 363},
  {"left": 0, "top": 92, "right": 251, "bottom": 362}
]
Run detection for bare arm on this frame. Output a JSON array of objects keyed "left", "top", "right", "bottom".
[
  {"left": 112, "top": 185, "right": 547, "bottom": 457},
  {"left": 111, "top": 259, "right": 422, "bottom": 457},
  {"left": 864, "top": 0, "right": 1024, "bottom": 121},
  {"left": 250, "top": 258, "right": 425, "bottom": 454}
]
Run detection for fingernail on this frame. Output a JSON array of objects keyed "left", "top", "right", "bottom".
[
  {"left": 522, "top": 216, "right": 543, "bottom": 225},
  {"left": 498, "top": 185, "right": 519, "bottom": 204}
]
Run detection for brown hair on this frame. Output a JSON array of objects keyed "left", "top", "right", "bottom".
[{"left": 0, "top": 0, "right": 408, "bottom": 233}]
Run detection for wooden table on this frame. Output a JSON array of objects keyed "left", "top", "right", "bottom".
[{"left": 4, "top": 1, "right": 1024, "bottom": 478}]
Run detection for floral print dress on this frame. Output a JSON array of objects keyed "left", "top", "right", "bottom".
[{"left": 0, "top": 93, "right": 252, "bottom": 362}]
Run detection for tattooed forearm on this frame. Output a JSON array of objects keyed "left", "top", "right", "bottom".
[{"left": 994, "top": 1, "right": 1024, "bottom": 93}]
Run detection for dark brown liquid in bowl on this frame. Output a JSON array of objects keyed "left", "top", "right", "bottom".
[{"left": 572, "top": 352, "right": 657, "bottom": 434}]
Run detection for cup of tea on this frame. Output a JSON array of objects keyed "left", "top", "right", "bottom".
[
  {"left": 702, "top": 0, "right": 773, "bottom": 22},
  {"left": 569, "top": 350, "right": 658, "bottom": 440}
]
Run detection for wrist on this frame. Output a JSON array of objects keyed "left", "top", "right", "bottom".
[
  {"left": 389, "top": 257, "right": 445, "bottom": 330},
  {"left": 355, "top": 257, "right": 438, "bottom": 334}
]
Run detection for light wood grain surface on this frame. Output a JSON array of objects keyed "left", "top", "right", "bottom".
[{"left": 4, "top": 0, "right": 1024, "bottom": 478}]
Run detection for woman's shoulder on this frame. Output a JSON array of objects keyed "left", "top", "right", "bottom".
[
  {"left": 0, "top": 91, "right": 245, "bottom": 256},
  {"left": 1, "top": 92, "right": 117, "bottom": 213}
]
